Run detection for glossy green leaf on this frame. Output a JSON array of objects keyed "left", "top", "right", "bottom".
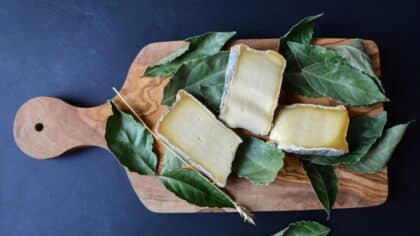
[
  {"left": 161, "top": 150, "right": 182, "bottom": 175},
  {"left": 105, "top": 101, "right": 157, "bottom": 175},
  {"left": 301, "top": 160, "right": 337, "bottom": 218},
  {"left": 331, "top": 39, "right": 383, "bottom": 89},
  {"left": 282, "top": 69, "right": 321, "bottom": 97},
  {"left": 302, "top": 62, "right": 388, "bottom": 105},
  {"left": 290, "top": 42, "right": 388, "bottom": 105},
  {"left": 283, "top": 41, "right": 387, "bottom": 103},
  {"left": 330, "top": 39, "right": 385, "bottom": 92},
  {"left": 330, "top": 39, "right": 374, "bottom": 75},
  {"left": 233, "top": 136, "right": 285, "bottom": 185},
  {"left": 300, "top": 112, "right": 387, "bottom": 165},
  {"left": 280, "top": 15, "right": 387, "bottom": 104},
  {"left": 279, "top": 14, "right": 323, "bottom": 97},
  {"left": 144, "top": 32, "right": 235, "bottom": 77},
  {"left": 288, "top": 42, "right": 345, "bottom": 68},
  {"left": 279, "top": 13, "right": 324, "bottom": 54},
  {"left": 273, "top": 221, "right": 331, "bottom": 236},
  {"left": 346, "top": 121, "right": 412, "bottom": 174},
  {"left": 160, "top": 169, "right": 234, "bottom": 208},
  {"left": 199, "top": 84, "right": 224, "bottom": 112},
  {"left": 161, "top": 52, "right": 228, "bottom": 111},
  {"left": 284, "top": 42, "right": 344, "bottom": 97}
]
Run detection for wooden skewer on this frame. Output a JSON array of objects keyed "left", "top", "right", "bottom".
[{"left": 111, "top": 87, "right": 255, "bottom": 225}]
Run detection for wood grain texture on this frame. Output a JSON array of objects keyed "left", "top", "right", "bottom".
[{"left": 13, "top": 38, "right": 388, "bottom": 213}]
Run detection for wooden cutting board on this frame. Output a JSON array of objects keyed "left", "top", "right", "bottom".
[{"left": 13, "top": 38, "right": 387, "bottom": 213}]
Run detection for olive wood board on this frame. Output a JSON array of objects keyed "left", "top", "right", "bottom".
[{"left": 13, "top": 37, "right": 387, "bottom": 213}]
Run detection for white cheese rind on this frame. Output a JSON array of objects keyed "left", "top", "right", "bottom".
[
  {"left": 269, "top": 103, "right": 350, "bottom": 156},
  {"left": 156, "top": 90, "right": 242, "bottom": 187},
  {"left": 279, "top": 145, "right": 347, "bottom": 157},
  {"left": 219, "top": 44, "right": 286, "bottom": 135}
]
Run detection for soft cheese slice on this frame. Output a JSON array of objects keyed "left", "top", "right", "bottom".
[
  {"left": 156, "top": 90, "right": 242, "bottom": 187},
  {"left": 219, "top": 44, "right": 286, "bottom": 135},
  {"left": 269, "top": 104, "right": 350, "bottom": 156}
]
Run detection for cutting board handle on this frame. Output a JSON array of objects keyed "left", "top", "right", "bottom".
[{"left": 13, "top": 97, "right": 110, "bottom": 159}]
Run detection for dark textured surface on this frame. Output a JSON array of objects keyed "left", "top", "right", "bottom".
[{"left": 1, "top": 0, "right": 419, "bottom": 235}]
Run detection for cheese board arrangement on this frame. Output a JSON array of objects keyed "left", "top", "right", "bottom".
[{"left": 14, "top": 13, "right": 411, "bottom": 233}]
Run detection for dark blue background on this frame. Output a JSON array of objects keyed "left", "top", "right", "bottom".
[{"left": 1, "top": 0, "right": 419, "bottom": 235}]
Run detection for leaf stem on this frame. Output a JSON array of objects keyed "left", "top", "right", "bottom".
[{"left": 111, "top": 87, "right": 255, "bottom": 225}]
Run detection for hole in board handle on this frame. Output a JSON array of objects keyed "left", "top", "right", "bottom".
[{"left": 35, "top": 123, "right": 44, "bottom": 132}]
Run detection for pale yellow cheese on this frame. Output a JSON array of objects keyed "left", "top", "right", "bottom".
[
  {"left": 156, "top": 90, "right": 242, "bottom": 187},
  {"left": 269, "top": 104, "right": 350, "bottom": 156},
  {"left": 219, "top": 44, "right": 286, "bottom": 135}
]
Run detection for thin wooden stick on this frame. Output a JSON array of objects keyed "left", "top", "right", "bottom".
[
  {"left": 111, "top": 87, "right": 255, "bottom": 225},
  {"left": 112, "top": 87, "right": 158, "bottom": 141}
]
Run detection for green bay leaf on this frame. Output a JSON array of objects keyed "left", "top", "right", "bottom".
[
  {"left": 279, "top": 13, "right": 324, "bottom": 54},
  {"left": 330, "top": 39, "right": 374, "bottom": 76},
  {"left": 233, "top": 136, "right": 285, "bottom": 185},
  {"left": 161, "top": 150, "right": 182, "bottom": 175},
  {"left": 301, "top": 112, "right": 387, "bottom": 165},
  {"left": 199, "top": 84, "right": 224, "bottom": 112},
  {"left": 301, "top": 160, "right": 337, "bottom": 218},
  {"left": 144, "top": 32, "right": 235, "bottom": 77},
  {"left": 330, "top": 39, "right": 385, "bottom": 92},
  {"left": 302, "top": 62, "right": 388, "bottom": 106},
  {"left": 284, "top": 42, "right": 345, "bottom": 97},
  {"left": 288, "top": 42, "right": 346, "bottom": 68},
  {"left": 105, "top": 101, "right": 157, "bottom": 175},
  {"left": 160, "top": 169, "right": 234, "bottom": 208},
  {"left": 283, "top": 41, "right": 387, "bottom": 102},
  {"left": 279, "top": 14, "right": 323, "bottom": 97},
  {"left": 283, "top": 69, "right": 321, "bottom": 97},
  {"left": 273, "top": 221, "right": 331, "bottom": 236},
  {"left": 346, "top": 121, "right": 412, "bottom": 174},
  {"left": 161, "top": 51, "right": 228, "bottom": 111}
]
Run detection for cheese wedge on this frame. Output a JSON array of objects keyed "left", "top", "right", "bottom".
[
  {"left": 156, "top": 90, "right": 242, "bottom": 187},
  {"left": 219, "top": 44, "right": 286, "bottom": 135},
  {"left": 269, "top": 104, "right": 350, "bottom": 156}
]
